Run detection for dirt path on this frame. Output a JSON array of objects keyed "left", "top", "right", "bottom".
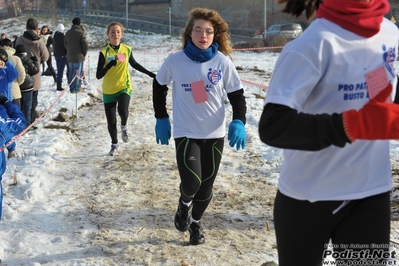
[
  {"left": 49, "top": 78, "right": 279, "bottom": 266},
  {"left": 6, "top": 69, "right": 399, "bottom": 265},
  {"left": 6, "top": 71, "right": 399, "bottom": 266},
  {"left": 62, "top": 81, "right": 399, "bottom": 265},
  {"left": 56, "top": 71, "right": 399, "bottom": 265}
]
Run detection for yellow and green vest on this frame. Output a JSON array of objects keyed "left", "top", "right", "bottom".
[{"left": 101, "top": 43, "right": 132, "bottom": 103}]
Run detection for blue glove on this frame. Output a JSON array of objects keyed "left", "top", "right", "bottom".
[
  {"left": 155, "top": 118, "right": 171, "bottom": 145},
  {"left": 228, "top": 119, "right": 246, "bottom": 150}
]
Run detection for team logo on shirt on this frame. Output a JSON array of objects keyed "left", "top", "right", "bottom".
[
  {"left": 382, "top": 44, "right": 396, "bottom": 78},
  {"left": 207, "top": 68, "right": 221, "bottom": 85}
]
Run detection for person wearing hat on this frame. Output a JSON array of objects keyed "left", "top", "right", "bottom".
[
  {"left": 14, "top": 17, "right": 49, "bottom": 128},
  {"left": 64, "top": 17, "right": 88, "bottom": 93},
  {"left": 53, "top": 23, "right": 68, "bottom": 91}
]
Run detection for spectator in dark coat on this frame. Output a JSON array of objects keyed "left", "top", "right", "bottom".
[
  {"left": 64, "top": 17, "right": 88, "bottom": 93},
  {"left": 15, "top": 44, "right": 39, "bottom": 127},
  {"left": 15, "top": 18, "right": 49, "bottom": 126},
  {"left": 53, "top": 24, "right": 68, "bottom": 91}
]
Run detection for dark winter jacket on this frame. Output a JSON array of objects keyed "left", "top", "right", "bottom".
[
  {"left": 64, "top": 25, "right": 88, "bottom": 62},
  {"left": 15, "top": 52, "right": 39, "bottom": 92},
  {"left": 14, "top": 30, "right": 49, "bottom": 90},
  {"left": 53, "top": 31, "right": 66, "bottom": 57}
]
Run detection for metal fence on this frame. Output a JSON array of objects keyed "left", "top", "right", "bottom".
[{"left": 24, "top": 8, "right": 259, "bottom": 43}]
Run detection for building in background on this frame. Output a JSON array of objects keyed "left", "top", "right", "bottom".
[{"left": 10, "top": 0, "right": 399, "bottom": 33}]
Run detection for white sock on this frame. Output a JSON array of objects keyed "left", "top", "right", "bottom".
[
  {"left": 181, "top": 199, "right": 192, "bottom": 207},
  {"left": 190, "top": 217, "right": 200, "bottom": 224},
  {"left": 121, "top": 125, "right": 127, "bottom": 130}
]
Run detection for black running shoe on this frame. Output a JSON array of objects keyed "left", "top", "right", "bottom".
[
  {"left": 189, "top": 222, "right": 205, "bottom": 245},
  {"left": 174, "top": 198, "right": 192, "bottom": 232}
]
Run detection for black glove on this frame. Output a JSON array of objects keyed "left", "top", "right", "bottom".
[
  {"left": 31, "top": 56, "right": 38, "bottom": 62},
  {"left": 0, "top": 93, "right": 8, "bottom": 105},
  {"left": 106, "top": 60, "right": 117, "bottom": 69},
  {"left": 0, "top": 48, "right": 8, "bottom": 63}
]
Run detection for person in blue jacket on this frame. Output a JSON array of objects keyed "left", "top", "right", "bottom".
[
  {"left": 0, "top": 92, "right": 27, "bottom": 219},
  {"left": 0, "top": 48, "right": 18, "bottom": 101},
  {"left": 0, "top": 48, "right": 18, "bottom": 159}
]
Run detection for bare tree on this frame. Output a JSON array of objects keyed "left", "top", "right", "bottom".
[{"left": 16, "top": 0, "right": 27, "bottom": 12}]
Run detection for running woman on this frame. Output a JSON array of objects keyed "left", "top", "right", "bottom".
[
  {"left": 96, "top": 22, "right": 155, "bottom": 155},
  {"left": 259, "top": 0, "right": 399, "bottom": 265},
  {"left": 153, "top": 8, "right": 247, "bottom": 245}
]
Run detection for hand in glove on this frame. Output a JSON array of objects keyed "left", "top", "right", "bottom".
[
  {"left": 106, "top": 59, "right": 117, "bottom": 69},
  {"left": 155, "top": 117, "right": 171, "bottom": 145},
  {"left": 0, "top": 48, "right": 8, "bottom": 63},
  {"left": 0, "top": 93, "right": 8, "bottom": 105},
  {"left": 228, "top": 119, "right": 246, "bottom": 150},
  {"left": 343, "top": 83, "right": 399, "bottom": 142},
  {"left": 31, "top": 56, "right": 38, "bottom": 62}
]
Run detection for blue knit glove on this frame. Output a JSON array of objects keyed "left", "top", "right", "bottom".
[
  {"left": 155, "top": 118, "right": 171, "bottom": 145},
  {"left": 228, "top": 119, "right": 246, "bottom": 150}
]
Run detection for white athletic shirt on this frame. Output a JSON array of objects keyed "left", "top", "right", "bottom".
[
  {"left": 156, "top": 51, "right": 242, "bottom": 139},
  {"left": 264, "top": 18, "right": 399, "bottom": 202}
]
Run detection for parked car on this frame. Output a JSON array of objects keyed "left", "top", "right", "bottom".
[{"left": 264, "top": 23, "right": 303, "bottom": 41}]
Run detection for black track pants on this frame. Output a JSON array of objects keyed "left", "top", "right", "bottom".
[
  {"left": 175, "top": 137, "right": 224, "bottom": 221},
  {"left": 274, "top": 190, "right": 391, "bottom": 266}
]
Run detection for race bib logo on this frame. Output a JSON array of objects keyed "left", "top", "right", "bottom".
[
  {"left": 382, "top": 44, "right": 396, "bottom": 78},
  {"left": 207, "top": 68, "right": 221, "bottom": 85}
]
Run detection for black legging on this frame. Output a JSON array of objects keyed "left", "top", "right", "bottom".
[
  {"left": 31, "top": 90, "right": 38, "bottom": 124},
  {"left": 42, "top": 53, "right": 57, "bottom": 83},
  {"left": 175, "top": 137, "right": 224, "bottom": 221},
  {"left": 104, "top": 93, "right": 130, "bottom": 144},
  {"left": 274, "top": 190, "right": 391, "bottom": 266}
]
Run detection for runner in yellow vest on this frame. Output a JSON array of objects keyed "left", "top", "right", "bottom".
[{"left": 96, "top": 22, "right": 155, "bottom": 155}]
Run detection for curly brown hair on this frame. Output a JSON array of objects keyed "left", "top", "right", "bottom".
[
  {"left": 181, "top": 8, "right": 233, "bottom": 57},
  {"left": 278, "top": 0, "right": 323, "bottom": 20}
]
